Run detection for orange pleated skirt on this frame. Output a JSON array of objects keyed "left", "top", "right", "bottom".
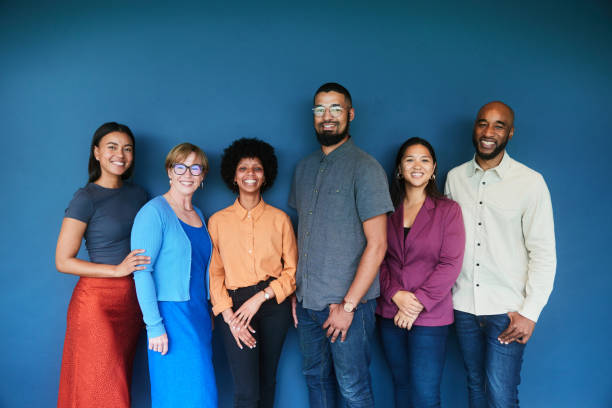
[{"left": 57, "top": 276, "right": 143, "bottom": 408}]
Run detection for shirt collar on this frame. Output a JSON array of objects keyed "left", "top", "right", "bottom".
[
  {"left": 318, "top": 136, "right": 354, "bottom": 162},
  {"left": 468, "top": 150, "right": 512, "bottom": 179},
  {"left": 231, "top": 197, "right": 266, "bottom": 221}
]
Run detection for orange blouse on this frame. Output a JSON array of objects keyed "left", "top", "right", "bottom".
[{"left": 208, "top": 198, "right": 298, "bottom": 316}]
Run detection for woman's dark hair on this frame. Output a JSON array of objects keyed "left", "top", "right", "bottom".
[
  {"left": 88, "top": 122, "right": 136, "bottom": 183},
  {"left": 390, "top": 137, "right": 442, "bottom": 207},
  {"left": 220, "top": 138, "right": 278, "bottom": 194}
]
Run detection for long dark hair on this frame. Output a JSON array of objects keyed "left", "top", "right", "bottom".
[
  {"left": 390, "top": 137, "right": 442, "bottom": 208},
  {"left": 88, "top": 122, "right": 136, "bottom": 183}
]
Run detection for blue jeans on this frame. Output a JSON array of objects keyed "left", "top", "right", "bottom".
[
  {"left": 296, "top": 300, "right": 376, "bottom": 408},
  {"left": 454, "top": 310, "right": 526, "bottom": 408},
  {"left": 378, "top": 316, "right": 449, "bottom": 408}
]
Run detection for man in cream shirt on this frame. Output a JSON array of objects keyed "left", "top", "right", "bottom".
[{"left": 445, "top": 101, "right": 556, "bottom": 408}]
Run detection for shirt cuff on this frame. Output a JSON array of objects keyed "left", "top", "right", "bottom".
[
  {"left": 212, "top": 298, "right": 233, "bottom": 316},
  {"left": 146, "top": 322, "right": 166, "bottom": 339},
  {"left": 519, "top": 299, "right": 543, "bottom": 323},
  {"left": 268, "top": 279, "right": 288, "bottom": 304}
]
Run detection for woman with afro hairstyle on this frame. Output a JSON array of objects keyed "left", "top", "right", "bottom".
[{"left": 208, "top": 138, "right": 298, "bottom": 408}]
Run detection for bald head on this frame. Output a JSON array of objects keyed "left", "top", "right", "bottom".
[
  {"left": 477, "top": 101, "right": 514, "bottom": 128},
  {"left": 472, "top": 101, "right": 515, "bottom": 164}
]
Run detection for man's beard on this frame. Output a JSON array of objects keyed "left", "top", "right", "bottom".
[
  {"left": 472, "top": 132, "right": 509, "bottom": 161},
  {"left": 316, "top": 121, "right": 350, "bottom": 146}
]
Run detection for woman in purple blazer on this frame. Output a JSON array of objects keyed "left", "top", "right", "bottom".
[{"left": 377, "top": 137, "right": 465, "bottom": 408}]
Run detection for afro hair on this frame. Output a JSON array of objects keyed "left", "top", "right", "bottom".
[{"left": 220, "top": 138, "right": 278, "bottom": 194}]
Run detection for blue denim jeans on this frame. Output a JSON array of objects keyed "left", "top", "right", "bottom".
[
  {"left": 454, "top": 310, "right": 526, "bottom": 408},
  {"left": 296, "top": 300, "right": 376, "bottom": 408},
  {"left": 378, "top": 316, "right": 449, "bottom": 408}
]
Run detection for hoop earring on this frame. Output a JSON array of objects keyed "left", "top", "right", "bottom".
[
  {"left": 396, "top": 170, "right": 402, "bottom": 180},
  {"left": 201, "top": 181, "right": 204, "bottom": 190},
  {"left": 430, "top": 174, "right": 436, "bottom": 181}
]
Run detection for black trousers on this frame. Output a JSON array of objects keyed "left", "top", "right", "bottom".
[{"left": 218, "top": 281, "right": 291, "bottom": 408}]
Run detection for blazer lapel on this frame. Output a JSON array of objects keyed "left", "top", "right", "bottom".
[
  {"left": 405, "top": 196, "right": 435, "bottom": 250},
  {"left": 388, "top": 204, "right": 405, "bottom": 260}
]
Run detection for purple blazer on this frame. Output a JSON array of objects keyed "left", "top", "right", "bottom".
[{"left": 376, "top": 196, "right": 465, "bottom": 326}]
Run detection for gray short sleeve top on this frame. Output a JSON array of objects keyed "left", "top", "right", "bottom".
[
  {"left": 289, "top": 138, "right": 394, "bottom": 310},
  {"left": 65, "top": 182, "right": 148, "bottom": 265}
]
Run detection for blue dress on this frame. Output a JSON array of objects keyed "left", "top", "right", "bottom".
[{"left": 147, "top": 220, "right": 217, "bottom": 408}]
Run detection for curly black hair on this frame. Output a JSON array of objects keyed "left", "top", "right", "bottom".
[{"left": 220, "top": 138, "right": 278, "bottom": 194}]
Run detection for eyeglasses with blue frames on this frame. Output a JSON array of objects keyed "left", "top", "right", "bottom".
[
  {"left": 173, "top": 163, "right": 204, "bottom": 176},
  {"left": 312, "top": 104, "right": 347, "bottom": 118}
]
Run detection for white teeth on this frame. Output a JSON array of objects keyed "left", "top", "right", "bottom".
[
  {"left": 111, "top": 161, "right": 125, "bottom": 166},
  {"left": 481, "top": 140, "right": 495, "bottom": 147},
  {"left": 411, "top": 172, "right": 424, "bottom": 177},
  {"left": 244, "top": 180, "right": 257, "bottom": 185},
  {"left": 179, "top": 181, "right": 193, "bottom": 186}
]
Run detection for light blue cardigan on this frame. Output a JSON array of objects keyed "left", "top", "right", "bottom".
[{"left": 131, "top": 195, "right": 212, "bottom": 338}]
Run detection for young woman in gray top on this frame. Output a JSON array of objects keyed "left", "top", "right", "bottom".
[{"left": 55, "top": 122, "right": 149, "bottom": 408}]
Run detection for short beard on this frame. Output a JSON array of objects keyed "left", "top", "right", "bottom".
[
  {"left": 316, "top": 121, "right": 350, "bottom": 146},
  {"left": 472, "top": 132, "right": 509, "bottom": 161}
]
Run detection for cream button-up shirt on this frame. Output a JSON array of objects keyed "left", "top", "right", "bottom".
[{"left": 445, "top": 152, "right": 556, "bottom": 322}]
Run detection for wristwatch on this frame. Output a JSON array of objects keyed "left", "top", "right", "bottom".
[{"left": 342, "top": 299, "right": 355, "bottom": 313}]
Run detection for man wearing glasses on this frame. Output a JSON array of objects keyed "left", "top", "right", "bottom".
[{"left": 289, "top": 83, "right": 393, "bottom": 407}]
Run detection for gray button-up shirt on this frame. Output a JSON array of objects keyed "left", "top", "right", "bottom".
[{"left": 289, "top": 138, "right": 394, "bottom": 310}]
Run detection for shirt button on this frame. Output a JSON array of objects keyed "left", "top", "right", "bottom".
[
  {"left": 478, "top": 222, "right": 482, "bottom": 226},
  {"left": 476, "top": 283, "right": 480, "bottom": 287},
  {"left": 320, "top": 169, "right": 324, "bottom": 173},
  {"left": 479, "top": 201, "right": 483, "bottom": 205},
  {"left": 314, "top": 189, "right": 318, "bottom": 193},
  {"left": 308, "top": 211, "right": 313, "bottom": 215},
  {"left": 304, "top": 253, "right": 308, "bottom": 258},
  {"left": 482, "top": 181, "right": 486, "bottom": 185},
  {"left": 305, "top": 231, "right": 309, "bottom": 236},
  {"left": 248, "top": 250, "right": 252, "bottom": 254},
  {"left": 476, "top": 263, "right": 480, "bottom": 266},
  {"left": 477, "top": 242, "right": 481, "bottom": 246}
]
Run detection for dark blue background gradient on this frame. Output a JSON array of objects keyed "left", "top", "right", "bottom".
[{"left": 2, "top": 1, "right": 610, "bottom": 406}]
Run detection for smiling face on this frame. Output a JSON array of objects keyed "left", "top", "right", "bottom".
[
  {"left": 93, "top": 131, "right": 134, "bottom": 178},
  {"left": 399, "top": 143, "right": 436, "bottom": 189},
  {"left": 313, "top": 91, "right": 354, "bottom": 147},
  {"left": 234, "top": 157, "right": 265, "bottom": 196},
  {"left": 472, "top": 102, "right": 514, "bottom": 161},
  {"left": 167, "top": 152, "right": 205, "bottom": 196}
]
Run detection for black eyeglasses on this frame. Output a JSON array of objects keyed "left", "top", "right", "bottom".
[{"left": 173, "top": 163, "right": 204, "bottom": 176}]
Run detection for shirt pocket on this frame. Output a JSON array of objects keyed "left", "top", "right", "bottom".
[{"left": 321, "top": 186, "right": 353, "bottom": 223}]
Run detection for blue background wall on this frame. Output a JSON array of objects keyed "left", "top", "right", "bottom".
[{"left": 2, "top": 1, "right": 611, "bottom": 406}]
